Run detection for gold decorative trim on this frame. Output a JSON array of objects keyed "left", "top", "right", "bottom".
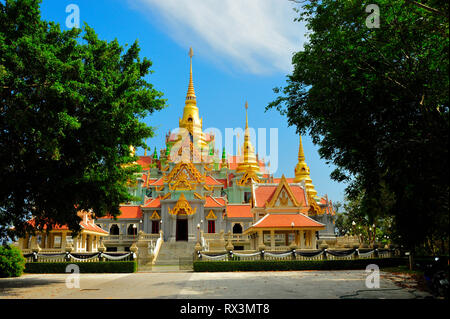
[
  {"left": 266, "top": 175, "right": 300, "bottom": 208},
  {"left": 206, "top": 210, "right": 217, "bottom": 220},
  {"left": 168, "top": 193, "right": 197, "bottom": 216},
  {"left": 150, "top": 211, "right": 161, "bottom": 220}
]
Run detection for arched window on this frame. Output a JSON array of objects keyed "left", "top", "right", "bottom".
[
  {"left": 127, "top": 224, "right": 137, "bottom": 236},
  {"left": 233, "top": 223, "right": 243, "bottom": 234},
  {"left": 110, "top": 224, "right": 119, "bottom": 235}
]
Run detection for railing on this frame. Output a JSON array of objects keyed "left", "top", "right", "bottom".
[
  {"left": 151, "top": 231, "right": 164, "bottom": 264},
  {"left": 103, "top": 235, "right": 139, "bottom": 242},
  {"left": 225, "top": 234, "right": 250, "bottom": 242},
  {"left": 197, "top": 248, "right": 397, "bottom": 262},
  {"left": 22, "top": 252, "right": 135, "bottom": 263}
]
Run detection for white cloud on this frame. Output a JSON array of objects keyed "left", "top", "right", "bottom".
[{"left": 128, "top": 0, "right": 306, "bottom": 75}]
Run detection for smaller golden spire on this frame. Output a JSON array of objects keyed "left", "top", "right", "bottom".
[
  {"left": 237, "top": 101, "right": 260, "bottom": 175},
  {"left": 294, "top": 135, "right": 318, "bottom": 198}
]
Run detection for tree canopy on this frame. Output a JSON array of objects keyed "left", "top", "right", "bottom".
[
  {"left": 269, "top": 0, "right": 449, "bottom": 252},
  {"left": 0, "top": 0, "right": 166, "bottom": 242}
]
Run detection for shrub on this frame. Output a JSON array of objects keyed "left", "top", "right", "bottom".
[
  {"left": 24, "top": 261, "right": 137, "bottom": 273},
  {"left": 193, "top": 258, "right": 407, "bottom": 272},
  {"left": 0, "top": 245, "right": 27, "bottom": 278}
]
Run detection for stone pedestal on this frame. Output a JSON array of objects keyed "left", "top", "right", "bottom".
[{"left": 136, "top": 234, "right": 152, "bottom": 271}]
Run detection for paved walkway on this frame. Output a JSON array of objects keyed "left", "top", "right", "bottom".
[{"left": 0, "top": 270, "right": 431, "bottom": 299}]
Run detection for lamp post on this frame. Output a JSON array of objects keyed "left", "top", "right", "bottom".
[
  {"left": 133, "top": 224, "right": 137, "bottom": 241},
  {"left": 197, "top": 223, "right": 200, "bottom": 243}
]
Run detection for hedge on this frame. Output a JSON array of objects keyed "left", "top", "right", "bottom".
[
  {"left": 193, "top": 258, "right": 406, "bottom": 272},
  {"left": 0, "top": 245, "right": 27, "bottom": 278},
  {"left": 24, "top": 261, "right": 137, "bottom": 273}
]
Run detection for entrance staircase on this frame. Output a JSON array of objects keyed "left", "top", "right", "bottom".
[{"left": 153, "top": 241, "right": 196, "bottom": 266}]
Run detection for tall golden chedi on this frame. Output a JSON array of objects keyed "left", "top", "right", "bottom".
[
  {"left": 178, "top": 47, "right": 208, "bottom": 149},
  {"left": 236, "top": 101, "right": 261, "bottom": 184},
  {"left": 294, "top": 135, "right": 318, "bottom": 198}
]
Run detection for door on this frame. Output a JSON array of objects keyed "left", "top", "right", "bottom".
[{"left": 176, "top": 218, "right": 188, "bottom": 241}]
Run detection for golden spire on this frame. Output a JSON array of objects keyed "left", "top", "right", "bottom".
[
  {"left": 294, "top": 135, "right": 318, "bottom": 198},
  {"left": 178, "top": 47, "right": 207, "bottom": 149},
  {"left": 236, "top": 101, "right": 260, "bottom": 175},
  {"left": 186, "top": 47, "right": 196, "bottom": 101}
]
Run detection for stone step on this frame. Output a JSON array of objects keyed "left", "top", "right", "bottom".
[{"left": 154, "top": 241, "right": 196, "bottom": 265}]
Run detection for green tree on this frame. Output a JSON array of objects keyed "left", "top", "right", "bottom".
[
  {"left": 0, "top": 0, "right": 166, "bottom": 242},
  {"left": 269, "top": 0, "right": 448, "bottom": 252},
  {"left": 0, "top": 244, "right": 26, "bottom": 277}
]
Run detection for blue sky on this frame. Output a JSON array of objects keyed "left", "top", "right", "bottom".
[{"left": 40, "top": 0, "right": 347, "bottom": 204}]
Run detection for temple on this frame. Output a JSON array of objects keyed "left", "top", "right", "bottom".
[{"left": 16, "top": 48, "right": 336, "bottom": 259}]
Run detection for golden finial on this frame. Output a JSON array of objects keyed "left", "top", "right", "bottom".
[
  {"left": 298, "top": 134, "right": 305, "bottom": 162},
  {"left": 245, "top": 101, "right": 249, "bottom": 129},
  {"left": 186, "top": 47, "right": 196, "bottom": 100}
]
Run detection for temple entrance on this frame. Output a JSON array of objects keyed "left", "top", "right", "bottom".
[{"left": 176, "top": 218, "right": 188, "bottom": 241}]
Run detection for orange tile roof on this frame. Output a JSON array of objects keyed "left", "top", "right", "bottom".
[
  {"left": 227, "top": 204, "right": 252, "bottom": 218},
  {"left": 272, "top": 178, "right": 295, "bottom": 184},
  {"left": 137, "top": 156, "right": 154, "bottom": 170},
  {"left": 150, "top": 177, "right": 164, "bottom": 186},
  {"left": 205, "top": 175, "right": 223, "bottom": 186},
  {"left": 98, "top": 206, "right": 143, "bottom": 219},
  {"left": 253, "top": 184, "right": 307, "bottom": 207},
  {"left": 251, "top": 213, "right": 324, "bottom": 229},
  {"left": 143, "top": 197, "right": 161, "bottom": 208},
  {"left": 205, "top": 196, "right": 226, "bottom": 207},
  {"left": 28, "top": 211, "right": 108, "bottom": 234},
  {"left": 253, "top": 185, "right": 277, "bottom": 207},
  {"left": 290, "top": 185, "right": 307, "bottom": 206},
  {"left": 80, "top": 221, "right": 109, "bottom": 234}
]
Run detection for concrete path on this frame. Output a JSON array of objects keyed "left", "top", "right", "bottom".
[{"left": 0, "top": 270, "right": 431, "bottom": 299}]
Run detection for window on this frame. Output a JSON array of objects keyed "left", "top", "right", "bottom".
[
  {"left": 110, "top": 224, "right": 120, "bottom": 235},
  {"left": 127, "top": 224, "right": 137, "bottom": 235},
  {"left": 232, "top": 223, "right": 243, "bottom": 234},
  {"left": 53, "top": 235, "right": 62, "bottom": 248},
  {"left": 208, "top": 220, "right": 215, "bottom": 233},
  {"left": 152, "top": 220, "right": 160, "bottom": 234},
  {"left": 244, "top": 192, "right": 251, "bottom": 203}
]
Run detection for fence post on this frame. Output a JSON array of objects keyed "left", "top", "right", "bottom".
[
  {"left": 194, "top": 242, "right": 202, "bottom": 261},
  {"left": 258, "top": 244, "right": 266, "bottom": 261},
  {"left": 319, "top": 241, "right": 328, "bottom": 260},
  {"left": 373, "top": 243, "right": 379, "bottom": 258},
  {"left": 289, "top": 242, "right": 297, "bottom": 260},
  {"left": 226, "top": 241, "right": 234, "bottom": 261}
]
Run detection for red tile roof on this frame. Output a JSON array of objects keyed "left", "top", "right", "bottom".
[
  {"left": 227, "top": 204, "right": 252, "bottom": 218},
  {"left": 253, "top": 185, "right": 277, "bottom": 207},
  {"left": 251, "top": 213, "right": 324, "bottom": 229},
  {"left": 143, "top": 197, "right": 161, "bottom": 208},
  {"left": 205, "top": 196, "right": 226, "bottom": 207},
  {"left": 253, "top": 184, "right": 307, "bottom": 207},
  {"left": 137, "top": 156, "right": 153, "bottom": 170},
  {"left": 98, "top": 206, "right": 143, "bottom": 219},
  {"left": 80, "top": 221, "right": 109, "bottom": 234},
  {"left": 150, "top": 177, "right": 164, "bottom": 186},
  {"left": 205, "top": 175, "right": 223, "bottom": 186},
  {"left": 28, "top": 211, "right": 108, "bottom": 234},
  {"left": 272, "top": 178, "right": 295, "bottom": 184}
]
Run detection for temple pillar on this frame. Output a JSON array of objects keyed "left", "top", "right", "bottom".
[
  {"left": 312, "top": 231, "right": 317, "bottom": 249},
  {"left": 295, "top": 231, "right": 300, "bottom": 247},
  {"left": 61, "top": 232, "right": 67, "bottom": 250},
  {"left": 300, "top": 230, "right": 304, "bottom": 249},
  {"left": 258, "top": 230, "right": 263, "bottom": 246},
  {"left": 270, "top": 230, "right": 275, "bottom": 249}
]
